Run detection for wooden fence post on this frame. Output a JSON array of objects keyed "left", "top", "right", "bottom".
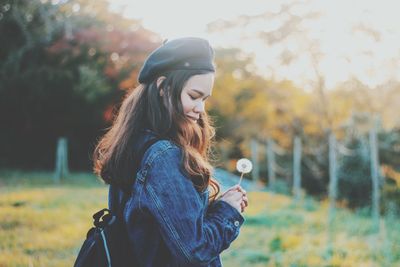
[
  {"left": 293, "top": 136, "right": 302, "bottom": 200},
  {"left": 54, "top": 137, "right": 69, "bottom": 183},
  {"left": 267, "top": 138, "right": 276, "bottom": 189},
  {"left": 251, "top": 139, "right": 260, "bottom": 182},
  {"left": 328, "top": 133, "right": 338, "bottom": 253},
  {"left": 369, "top": 116, "right": 381, "bottom": 232}
]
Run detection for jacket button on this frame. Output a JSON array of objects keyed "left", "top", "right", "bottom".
[{"left": 234, "top": 220, "right": 240, "bottom": 227}]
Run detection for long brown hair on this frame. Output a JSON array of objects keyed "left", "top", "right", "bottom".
[{"left": 93, "top": 69, "right": 220, "bottom": 201}]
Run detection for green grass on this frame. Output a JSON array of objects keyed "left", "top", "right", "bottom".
[
  {"left": 0, "top": 170, "right": 399, "bottom": 267},
  {"left": 0, "top": 170, "right": 107, "bottom": 267}
]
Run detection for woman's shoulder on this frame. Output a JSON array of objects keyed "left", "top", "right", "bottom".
[
  {"left": 139, "top": 130, "right": 181, "bottom": 167},
  {"left": 145, "top": 139, "right": 177, "bottom": 158}
]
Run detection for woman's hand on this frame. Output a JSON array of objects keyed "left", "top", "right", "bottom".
[{"left": 219, "top": 185, "right": 249, "bottom": 213}]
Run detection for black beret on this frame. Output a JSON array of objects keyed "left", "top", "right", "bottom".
[{"left": 138, "top": 37, "right": 215, "bottom": 84}]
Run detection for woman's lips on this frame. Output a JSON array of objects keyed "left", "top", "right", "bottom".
[{"left": 187, "top": 116, "right": 199, "bottom": 122}]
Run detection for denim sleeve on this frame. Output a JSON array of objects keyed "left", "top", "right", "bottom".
[{"left": 141, "top": 145, "right": 244, "bottom": 266}]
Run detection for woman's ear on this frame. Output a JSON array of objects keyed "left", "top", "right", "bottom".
[{"left": 156, "top": 76, "right": 166, "bottom": 96}]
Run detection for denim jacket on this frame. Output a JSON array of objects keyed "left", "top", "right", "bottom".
[{"left": 108, "top": 130, "right": 245, "bottom": 266}]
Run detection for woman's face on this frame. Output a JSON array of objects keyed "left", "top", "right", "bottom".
[{"left": 180, "top": 73, "right": 214, "bottom": 123}]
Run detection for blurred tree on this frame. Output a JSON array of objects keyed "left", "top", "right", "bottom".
[
  {"left": 336, "top": 113, "right": 400, "bottom": 212},
  {"left": 337, "top": 134, "right": 372, "bottom": 208},
  {"left": 206, "top": 0, "right": 400, "bottom": 201},
  {"left": 379, "top": 128, "right": 400, "bottom": 215},
  {"left": 209, "top": 47, "right": 319, "bottom": 184},
  {"left": 0, "top": 0, "right": 159, "bottom": 170},
  {"left": 207, "top": 1, "right": 335, "bottom": 132}
]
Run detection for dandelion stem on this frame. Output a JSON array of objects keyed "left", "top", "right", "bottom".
[{"left": 238, "top": 172, "right": 244, "bottom": 186}]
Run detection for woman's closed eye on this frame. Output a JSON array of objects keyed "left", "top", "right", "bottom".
[
  {"left": 189, "top": 94, "right": 209, "bottom": 101},
  {"left": 189, "top": 94, "right": 198, "bottom": 100}
]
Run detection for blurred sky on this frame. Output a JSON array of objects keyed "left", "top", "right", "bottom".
[
  {"left": 110, "top": 0, "right": 400, "bottom": 90},
  {"left": 110, "top": 0, "right": 264, "bottom": 39}
]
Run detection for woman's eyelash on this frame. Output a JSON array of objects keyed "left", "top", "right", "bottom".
[{"left": 190, "top": 94, "right": 208, "bottom": 101}]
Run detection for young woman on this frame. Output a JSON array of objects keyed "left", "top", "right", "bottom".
[{"left": 93, "top": 37, "right": 248, "bottom": 266}]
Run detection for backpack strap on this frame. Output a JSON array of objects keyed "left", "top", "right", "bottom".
[{"left": 117, "top": 137, "right": 162, "bottom": 217}]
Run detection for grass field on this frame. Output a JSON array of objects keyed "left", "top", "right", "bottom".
[{"left": 0, "top": 170, "right": 399, "bottom": 267}]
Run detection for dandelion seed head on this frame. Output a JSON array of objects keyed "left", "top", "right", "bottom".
[{"left": 236, "top": 158, "right": 253, "bottom": 173}]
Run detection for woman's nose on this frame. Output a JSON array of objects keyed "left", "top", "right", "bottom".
[{"left": 194, "top": 101, "right": 205, "bottom": 113}]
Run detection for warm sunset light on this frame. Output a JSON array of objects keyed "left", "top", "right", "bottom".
[
  {"left": 113, "top": 0, "right": 400, "bottom": 89},
  {"left": 2, "top": 0, "right": 400, "bottom": 266}
]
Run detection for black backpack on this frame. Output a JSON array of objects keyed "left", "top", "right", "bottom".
[{"left": 74, "top": 138, "right": 160, "bottom": 267}]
